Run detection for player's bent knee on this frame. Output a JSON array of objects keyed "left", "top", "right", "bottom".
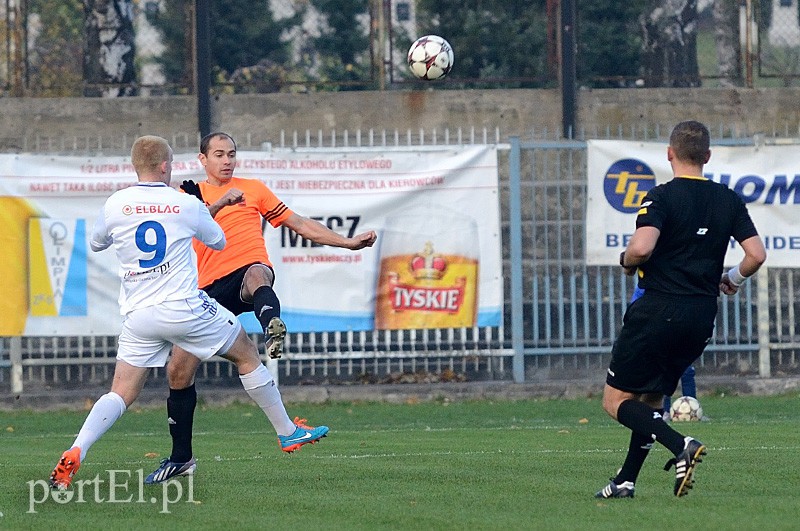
[
  {"left": 166, "top": 358, "right": 199, "bottom": 389},
  {"left": 220, "top": 330, "right": 261, "bottom": 372}
]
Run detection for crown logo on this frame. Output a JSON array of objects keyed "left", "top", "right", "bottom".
[{"left": 410, "top": 241, "right": 446, "bottom": 280}]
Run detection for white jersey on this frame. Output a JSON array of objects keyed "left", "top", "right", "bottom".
[{"left": 91, "top": 182, "right": 225, "bottom": 315}]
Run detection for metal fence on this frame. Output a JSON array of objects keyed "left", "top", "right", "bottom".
[
  {"left": 2, "top": 125, "right": 799, "bottom": 394},
  {"left": 3, "top": 1, "right": 800, "bottom": 97}
]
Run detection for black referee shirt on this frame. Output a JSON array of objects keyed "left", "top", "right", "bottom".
[{"left": 635, "top": 176, "right": 759, "bottom": 298}]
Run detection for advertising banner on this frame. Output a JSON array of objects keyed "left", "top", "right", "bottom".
[
  {"left": 0, "top": 146, "right": 502, "bottom": 336},
  {"left": 587, "top": 140, "right": 800, "bottom": 266}
]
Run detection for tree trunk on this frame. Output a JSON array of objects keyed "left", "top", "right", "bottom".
[
  {"left": 83, "top": 0, "right": 137, "bottom": 96},
  {"left": 713, "top": 0, "right": 741, "bottom": 87},
  {"left": 640, "top": 0, "right": 700, "bottom": 87}
]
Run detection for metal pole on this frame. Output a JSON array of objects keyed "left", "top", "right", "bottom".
[
  {"left": 745, "top": 0, "right": 753, "bottom": 88},
  {"left": 757, "top": 267, "right": 770, "bottom": 377},
  {"left": 377, "top": 0, "right": 386, "bottom": 90},
  {"left": 10, "top": 336, "right": 23, "bottom": 394},
  {"left": 4, "top": 0, "right": 10, "bottom": 92},
  {"left": 560, "top": 0, "right": 576, "bottom": 138},
  {"left": 509, "top": 137, "right": 525, "bottom": 383},
  {"left": 195, "top": 0, "right": 212, "bottom": 137}
]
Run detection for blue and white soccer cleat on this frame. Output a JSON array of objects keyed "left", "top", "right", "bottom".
[
  {"left": 145, "top": 457, "right": 197, "bottom": 484},
  {"left": 278, "top": 417, "right": 329, "bottom": 453}
]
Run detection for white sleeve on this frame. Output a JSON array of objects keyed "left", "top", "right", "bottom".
[
  {"left": 195, "top": 203, "right": 226, "bottom": 250},
  {"left": 89, "top": 211, "right": 112, "bottom": 252}
]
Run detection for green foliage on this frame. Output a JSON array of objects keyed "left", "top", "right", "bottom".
[
  {"left": 576, "top": 0, "right": 649, "bottom": 87},
  {"left": 26, "top": 0, "right": 84, "bottom": 95},
  {"left": 415, "top": 0, "right": 551, "bottom": 87},
  {"left": 309, "top": 0, "right": 373, "bottom": 89},
  {"left": 209, "top": 1, "right": 295, "bottom": 74},
  {"left": 150, "top": 0, "right": 297, "bottom": 91},
  {"left": 148, "top": 0, "right": 192, "bottom": 88}
]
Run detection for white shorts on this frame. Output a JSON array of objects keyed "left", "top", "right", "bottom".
[{"left": 117, "top": 290, "right": 241, "bottom": 368}]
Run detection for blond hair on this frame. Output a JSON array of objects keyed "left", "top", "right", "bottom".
[{"left": 131, "top": 135, "right": 170, "bottom": 176}]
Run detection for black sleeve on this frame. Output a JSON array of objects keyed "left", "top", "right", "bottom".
[
  {"left": 635, "top": 186, "right": 666, "bottom": 231},
  {"left": 730, "top": 193, "right": 758, "bottom": 243}
]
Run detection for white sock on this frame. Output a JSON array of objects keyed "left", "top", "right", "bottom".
[
  {"left": 72, "top": 392, "right": 127, "bottom": 461},
  {"left": 239, "top": 364, "right": 296, "bottom": 436}
]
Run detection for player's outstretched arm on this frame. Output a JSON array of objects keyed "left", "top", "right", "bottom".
[
  {"left": 282, "top": 213, "right": 377, "bottom": 250},
  {"left": 720, "top": 235, "right": 767, "bottom": 296}
]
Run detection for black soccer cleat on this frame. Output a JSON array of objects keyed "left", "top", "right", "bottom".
[
  {"left": 664, "top": 437, "right": 707, "bottom": 497},
  {"left": 595, "top": 480, "right": 635, "bottom": 499}
]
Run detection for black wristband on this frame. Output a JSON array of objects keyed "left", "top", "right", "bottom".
[{"left": 619, "top": 251, "right": 626, "bottom": 267}]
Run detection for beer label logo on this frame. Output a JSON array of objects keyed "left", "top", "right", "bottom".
[
  {"left": 376, "top": 238, "right": 479, "bottom": 330},
  {"left": 410, "top": 242, "right": 446, "bottom": 280},
  {"left": 603, "top": 158, "right": 656, "bottom": 213},
  {"left": 28, "top": 218, "right": 88, "bottom": 316},
  {"left": 386, "top": 242, "right": 465, "bottom": 314}
]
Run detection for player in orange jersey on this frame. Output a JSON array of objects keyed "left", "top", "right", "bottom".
[{"left": 146, "top": 132, "right": 376, "bottom": 483}]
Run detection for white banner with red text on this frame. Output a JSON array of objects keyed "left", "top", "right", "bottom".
[
  {"left": 0, "top": 146, "right": 502, "bottom": 336},
  {"left": 587, "top": 139, "right": 799, "bottom": 266}
]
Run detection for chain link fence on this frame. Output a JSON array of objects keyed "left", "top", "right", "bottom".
[{"left": 2, "top": 1, "right": 799, "bottom": 97}]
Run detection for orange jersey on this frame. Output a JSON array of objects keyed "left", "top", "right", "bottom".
[{"left": 193, "top": 177, "right": 293, "bottom": 288}]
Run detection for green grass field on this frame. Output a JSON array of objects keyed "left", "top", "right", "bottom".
[{"left": 2, "top": 394, "right": 800, "bottom": 530}]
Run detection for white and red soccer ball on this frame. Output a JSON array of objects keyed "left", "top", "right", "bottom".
[{"left": 407, "top": 35, "right": 454, "bottom": 80}]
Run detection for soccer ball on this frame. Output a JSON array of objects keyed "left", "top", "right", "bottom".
[
  {"left": 407, "top": 35, "right": 454, "bottom": 80},
  {"left": 669, "top": 396, "right": 703, "bottom": 422}
]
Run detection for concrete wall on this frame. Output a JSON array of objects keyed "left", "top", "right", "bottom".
[{"left": 1, "top": 87, "right": 799, "bottom": 153}]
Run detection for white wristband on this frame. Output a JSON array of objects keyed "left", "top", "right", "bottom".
[{"left": 727, "top": 265, "right": 747, "bottom": 287}]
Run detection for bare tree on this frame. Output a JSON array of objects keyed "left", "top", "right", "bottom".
[
  {"left": 713, "top": 0, "right": 741, "bottom": 87},
  {"left": 640, "top": 0, "right": 700, "bottom": 87},
  {"left": 84, "top": 0, "right": 136, "bottom": 96}
]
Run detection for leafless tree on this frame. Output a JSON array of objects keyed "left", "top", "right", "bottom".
[
  {"left": 640, "top": 0, "right": 700, "bottom": 87},
  {"left": 713, "top": 0, "right": 742, "bottom": 87},
  {"left": 83, "top": 0, "right": 136, "bottom": 96}
]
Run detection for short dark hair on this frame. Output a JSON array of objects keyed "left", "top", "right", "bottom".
[
  {"left": 669, "top": 121, "right": 710, "bottom": 165},
  {"left": 200, "top": 132, "right": 236, "bottom": 155}
]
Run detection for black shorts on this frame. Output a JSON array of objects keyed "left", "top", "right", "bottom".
[
  {"left": 606, "top": 291, "right": 717, "bottom": 396},
  {"left": 201, "top": 262, "right": 274, "bottom": 316}
]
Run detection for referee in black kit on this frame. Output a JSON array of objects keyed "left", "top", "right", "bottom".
[{"left": 595, "top": 120, "right": 767, "bottom": 499}]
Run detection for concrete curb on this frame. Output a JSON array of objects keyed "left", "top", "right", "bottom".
[{"left": 2, "top": 375, "right": 799, "bottom": 411}]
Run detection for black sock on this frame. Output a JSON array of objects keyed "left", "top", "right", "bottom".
[
  {"left": 167, "top": 384, "right": 196, "bottom": 463},
  {"left": 616, "top": 399, "right": 685, "bottom": 455},
  {"left": 614, "top": 432, "right": 653, "bottom": 484},
  {"left": 252, "top": 285, "right": 281, "bottom": 333}
]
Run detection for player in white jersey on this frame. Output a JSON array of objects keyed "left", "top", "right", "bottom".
[{"left": 49, "top": 136, "right": 326, "bottom": 489}]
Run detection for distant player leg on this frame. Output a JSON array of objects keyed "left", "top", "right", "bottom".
[{"left": 681, "top": 365, "right": 697, "bottom": 397}]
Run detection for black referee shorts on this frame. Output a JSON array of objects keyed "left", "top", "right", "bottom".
[
  {"left": 606, "top": 291, "right": 717, "bottom": 396},
  {"left": 201, "top": 262, "right": 275, "bottom": 316}
]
